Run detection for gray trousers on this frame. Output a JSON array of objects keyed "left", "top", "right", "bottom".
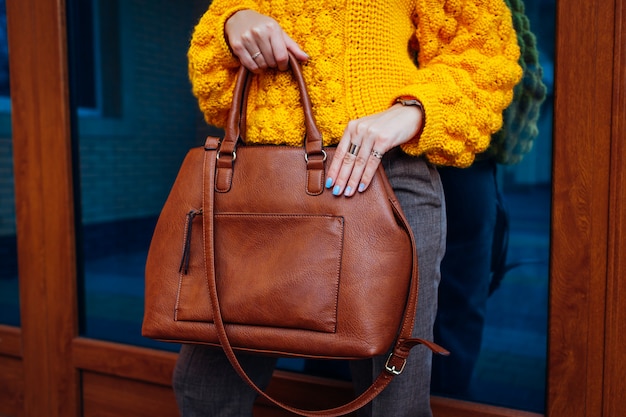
[{"left": 172, "top": 149, "right": 446, "bottom": 417}]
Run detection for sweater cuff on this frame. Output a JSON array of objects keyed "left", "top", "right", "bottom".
[
  {"left": 393, "top": 88, "right": 446, "bottom": 163},
  {"left": 393, "top": 85, "right": 485, "bottom": 167}
]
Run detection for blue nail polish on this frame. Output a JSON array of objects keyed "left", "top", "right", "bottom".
[
  {"left": 358, "top": 183, "right": 366, "bottom": 192},
  {"left": 325, "top": 177, "right": 333, "bottom": 188},
  {"left": 344, "top": 186, "right": 352, "bottom": 196},
  {"left": 332, "top": 185, "right": 341, "bottom": 196}
]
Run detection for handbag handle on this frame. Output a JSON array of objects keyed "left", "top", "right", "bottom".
[
  {"left": 214, "top": 54, "right": 327, "bottom": 195},
  {"left": 203, "top": 56, "right": 449, "bottom": 416}
]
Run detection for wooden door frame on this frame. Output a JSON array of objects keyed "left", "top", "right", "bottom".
[
  {"left": 604, "top": 5, "right": 626, "bottom": 417},
  {"left": 548, "top": 0, "right": 625, "bottom": 415},
  {"left": 1, "top": 0, "right": 624, "bottom": 416},
  {"left": 5, "top": 0, "right": 80, "bottom": 416}
]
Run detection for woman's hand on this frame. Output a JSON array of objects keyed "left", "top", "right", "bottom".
[
  {"left": 326, "top": 104, "right": 424, "bottom": 197},
  {"left": 225, "top": 10, "right": 309, "bottom": 72}
]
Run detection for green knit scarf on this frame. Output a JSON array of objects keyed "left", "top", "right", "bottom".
[{"left": 485, "top": 0, "right": 548, "bottom": 165}]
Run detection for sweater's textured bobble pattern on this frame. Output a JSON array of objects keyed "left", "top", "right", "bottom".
[{"left": 188, "top": 0, "right": 522, "bottom": 167}]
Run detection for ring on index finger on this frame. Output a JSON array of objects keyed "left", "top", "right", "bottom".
[{"left": 348, "top": 143, "right": 361, "bottom": 156}]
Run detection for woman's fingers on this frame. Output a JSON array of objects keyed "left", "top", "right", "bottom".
[
  {"left": 225, "top": 10, "right": 308, "bottom": 72},
  {"left": 327, "top": 126, "right": 385, "bottom": 197},
  {"left": 267, "top": 29, "right": 290, "bottom": 70},
  {"left": 326, "top": 105, "right": 423, "bottom": 197},
  {"left": 326, "top": 123, "right": 380, "bottom": 197},
  {"left": 343, "top": 149, "right": 383, "bottom": 197},
  {"left": 357, "top": 149, "right": 385, "bottom": 194},
  {"left": 283, "top": 34, "right": 310, "bottom": 63}
]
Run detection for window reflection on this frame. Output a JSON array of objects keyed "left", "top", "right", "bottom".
[
  {"left": 71, "top": 0, "right": 212, "bottom": 350},
  {"left": 431, "top": 0, "right": 555, "bottom": 411},
  {"left": 67, "top": 0, "right": 97, "bottom": 110},
  {"left": 0, "top": 0, "right": 8, "bottom": 97},
  {"left": 0, "top": 0, "right": 19, "bottom": 327},
  {"left": 0, "top": 148, "right": 17, "bottom": 327}
]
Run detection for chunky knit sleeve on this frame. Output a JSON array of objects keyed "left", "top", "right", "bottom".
[
  {"left": 398, "top": 0, "right": 523, "bottom": 167},
  {"left": 187, "top": 0, "right": 260, "bottom": 127}
]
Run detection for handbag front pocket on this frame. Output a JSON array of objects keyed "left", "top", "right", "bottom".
[{"left": 175, "top": 213, "right": 344, "bottom": 334}]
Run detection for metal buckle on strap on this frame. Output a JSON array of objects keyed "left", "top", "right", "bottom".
[
  {"left": 216, "top": 150, "right": 236, "bottom": 162},
  {"left": 385, "top": 353, "right": 407, "bottom": 376},
  {"left": 304, "top": 149, "right": 327, "bottom": 163}
]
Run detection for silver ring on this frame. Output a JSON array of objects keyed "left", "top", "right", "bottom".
[
  {"left": 371, "top": 149, "right": 384, "bottom": 160},
  {"left": 251, "top": 51, "right": 262, "bottom": 60},
  {"left": 348, "top": 143, "right": 360, "bottom": 156}
]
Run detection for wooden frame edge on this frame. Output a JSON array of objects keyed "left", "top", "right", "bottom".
[
  {"left": 0, "top": 325, "right": 21, "bottom": 358},
  {"left": 72, "top": 338, "right": 545, "bottom": 417},
  {"left": 72, "top": 338, "right": 178, "bottom": 386},
  {"left": 431, "top": 397, "right": 543, "bottom": 417},
  {"left": 604, "top": 0, "right": 626, "bottom": 415},
  {"left": 548, "top": 1, "right": 617, "bottom": 416},
  {"left": 7, "top": 0, "right": 80, "bottom": 415}
]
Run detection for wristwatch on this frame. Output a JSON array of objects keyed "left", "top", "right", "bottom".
[
  {"left": 395, "top": 97, "right": 423, "bottom": 111},
  {"left": 395, "top": 97, "right": 425, "bottom": 139}
]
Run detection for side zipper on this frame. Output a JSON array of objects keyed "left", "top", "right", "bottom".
[{"left": 179, "top": 208, "right": 203, "bottom": 274}]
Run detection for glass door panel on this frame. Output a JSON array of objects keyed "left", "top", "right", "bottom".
[
  {"left": 430, "top": 0, "right": 555, "bottom": 412},
  {"left": 69, "top": 0, "right": 212, "bottom": 350},
  {"left": 0, "top": 0, "right": 18, "bottom": 327}
]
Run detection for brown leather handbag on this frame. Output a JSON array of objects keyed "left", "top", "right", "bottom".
[{"left": 142, "top": 56, "right": 446, "bottom": 416}]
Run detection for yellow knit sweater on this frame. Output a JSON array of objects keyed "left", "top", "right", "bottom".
[{"left": 188, "top": 0, "right": 522, "bottom": 167}]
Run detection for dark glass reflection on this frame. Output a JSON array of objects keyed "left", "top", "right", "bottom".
[
  {"left": 429, "top": 0, "right": 555, "bottom": 411},
  {"left": 70, "top": 0, "right": 213, "bottom": 351},
  {"left": 0, "top": 0, "right": 9, "bottom": 97},
  {"left": 0, "top": 0, "right": 19, "bottom": 327}
]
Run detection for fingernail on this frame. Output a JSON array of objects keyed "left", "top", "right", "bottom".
[
  {"left": 332, "top": 185, "right": 341, "bottom": 196},
  {"left": 344, "top": 186, "right": 352, "bottom": 196},
  {"left": 325, "top": 177, "right": 333, "bottom": 188},
  {"left": 358, "top": 183, "right": 366, "bottom": 192}
]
